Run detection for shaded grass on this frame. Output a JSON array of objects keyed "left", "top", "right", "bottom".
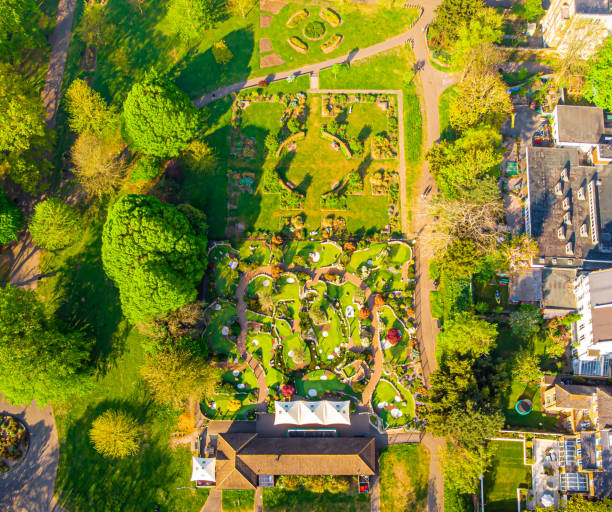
[
  {"left": 53, "top": 331, "right": 209, "bottom": 512},
  {"left": 484, "top": 441, "right": 531, "bottom": 512},
  {"left": 263, "top": 480, "right": 370, "bottom": 512},
  {"left": 379, "top": 444, "right": 429, "bottom": 512},
  {"left": 438, "top": 85, "right": 458, "bottom": 142}
]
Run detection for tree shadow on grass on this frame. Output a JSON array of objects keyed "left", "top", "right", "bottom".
[
  {"left": 55, "top": 398, "right": 191, "bottom": 512},
  {"left": 50, "top": 227, "right": 129, "bottom": 376},
  {"left": 175, "top": 28, "right": 256, "bottom": 99}
]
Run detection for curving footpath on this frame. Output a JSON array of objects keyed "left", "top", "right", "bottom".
[{"left": 233, "top": 264, "right": 383, "bottom": 409}]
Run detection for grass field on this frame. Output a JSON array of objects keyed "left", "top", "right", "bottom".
[
  {"left": 53, "top": 330, "right": 209, "bottom": 511},
  {"left": 222, "top": 490, "right": 255, "bottom": 512},
  {"left": 484, "top": 441, "right": 531, "bottom": 512},
  {"left": 379, "top": 444, "right": 430, "bottom": 512},
  {"left": 263, "top": 482, "right": 370, "bottom": 512}
]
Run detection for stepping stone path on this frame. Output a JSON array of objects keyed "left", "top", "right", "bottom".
[
  {"left": 259, "top": 38, "right": 273, "bottom": 53},
  {"left": 260, "top": 53, "right": 285, "bottom": 68},
  {"left": 259, "top": 14, "right": 272, "bottom": 28}
]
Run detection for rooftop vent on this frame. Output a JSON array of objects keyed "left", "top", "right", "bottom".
[
  {"left": 552, "top": 257, "right": 558, "bottom": 264},
  {"left": 580, "top": 224, "right": 589, "bottom": 237},
  {"left": 555, "top": 182, "right": 563, "bottom": 196},
  {"left": 566, "top": 242, "right": 574, "bottom": 256},
  {"left": 563, "top": 197, "right": 571, "bottom": 210},
  {"left": 558, "top": 226, "right": 566, "bottom": 239},
  {"left": 564, "top": 212, "right": 572, "bottom": 225},
  {"left": 577, "top": 187, "right": 586, "bottom": 200}
]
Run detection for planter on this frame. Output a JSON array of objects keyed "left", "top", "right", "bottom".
[
  {"left": 303, "top": 21, "right": 326, "bottom": 41},
  {"left": 286, "top": 9, "right": 309, "bottom": 28},
  {"left": 321, "top": 34, "right": 343, "bottom": 54},
  {"left": 287, "top": 37, "right": 308, "bottom": 54}
]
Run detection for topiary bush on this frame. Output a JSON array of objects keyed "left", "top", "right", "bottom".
[{"left": 303, "top": 21, "right": 326, "bottom": 40}]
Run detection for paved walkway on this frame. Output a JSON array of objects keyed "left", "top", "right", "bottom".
[
  {"left": 254, "top": 486, "right": 263, "bottom": 512},
  {"left": 8, "top": 233, "right": 41, "bottom": 290},
  {"left": 200, "top": 488, "right": 222, "bottom": 512},
  {"left": 0, "top": 397, "right": 65, "bottom": 512},
  {"left": 42, "top": 0, "right": 77, "bottom": 128},
  {"left": 370, "top": 474, "right": 380, "bottom": 512}
]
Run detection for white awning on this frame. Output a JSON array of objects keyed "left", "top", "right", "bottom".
[
  {"left": 274, "top": 400, "right": 351, "bottom": 425},
  {"left": 191, "top": 457, "right": 215, "bottom": 482}
]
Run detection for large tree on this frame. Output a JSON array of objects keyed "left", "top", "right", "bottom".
[
  {"left": 503, "top": 234, "right": 539, "bottom": 275},
  {"left": 0, "top": 0, "right": 43, "bottom": 61},
  {"left": 512, "top": 349, "right": 542, "bottom": 383},
  {"left": 452, "top": 9, "right": 504, "bottom": 68},
  {"left": 427, "top": 126, "right": 503, "bottom": 197},
  {"left": 509, "top": 305, "right": 542, "bottom": 340},
  {"left": 167, "top": 0, "right": 218, "bottom": 41},
  {"left": 0, "top": 64, "right": 45, "bottom": 155},
  {"left": 65, "top": 79, "right": 118, "bottom": 138},
  {"left": 122, "top": 73, "right": 200, "bottom": 158},
  {"left": 140, "top": 349, "right": 221, "bottom": 408},
  {"left": 450, "top": 65, "right": 512, "bottom": 131},
  {"left": 430, "top": 0, "right": 486, "bottom": 48},
  {"left": 583, "top": 36, "right": 612, "bottom": 111},
  {"left": 438, "top": 311, "right": 498, "bottom": 357},
  {"left": 28, "top": 198, "right": 83, "bottom": 251},
  {"left": 101, "top": 194, "right": 207, "bottom": 323},
  {"left": 0, "top": 286, "right": 93, "bottom": 405},
  {"left": 89, "top": 410, "right": 141, "bottom": 458}
]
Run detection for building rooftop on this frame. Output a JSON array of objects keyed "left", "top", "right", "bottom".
[
  {"left": 214, "top": 433, "right": 376, "bottom": 489},
  {"left": 575, "top": 0, "right": 612, "bottom": 14},
  {"left": 526, "top": 146, "right": 612, "bottom": 263},
  {"left": 556, "top": 106, "right": 605, "bottom": 144},
  {"left": 598, "top": 390, "right": 612, "bottom": 429},
  {"left": 541, "top": 268, "right": 577, "bottom": 316},
  {"left": 510, "top": 269, "right": 543, "bottom": 303},
  {"left": 580, "top": 432, "right": 597, "bottom": 470}
]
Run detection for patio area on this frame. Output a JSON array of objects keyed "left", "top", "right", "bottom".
[{"left": 531, "top": 439, "right": 560, "bottom": 509}]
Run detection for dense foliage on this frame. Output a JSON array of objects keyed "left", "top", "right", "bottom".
[
  {"left": 65, "top": 79, "right": 118, "bottom": 138},
  {"left": 0, "top": 0, "right": 43, "bottom": 60},
  {"left": 101, "top": 194, "right": 207, "bottom": 323},
  {"left": 0, "top": 189, "right": 23, "bottom": 246},
  {"left": 122, "top": 74, "right": 200, "bottom": 158},
  {"left": 29, "top": 199, "right": 83, "bottom": 251},
  {"left": 0, "top": 286, "right": 93, "bottom": 405},
  {"left": 89, "top": 410, "right": 141, "bottom": 458},
  {"left": 583, "top": 37, "right": 612, "bottom": 111}
]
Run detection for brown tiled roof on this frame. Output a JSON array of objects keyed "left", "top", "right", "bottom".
[
  {"left": 553, "top": 384, "right": 593, "bottom": 410},
  {"left": 598, "top": 389, "right": 612, "bottom": 429},
  {"left": 214, "top": 433, "right": 376, "bottom": 489}
]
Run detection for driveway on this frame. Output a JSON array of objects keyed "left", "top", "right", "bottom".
[{"left": 0, "top": 397, "right": 64, "bottom": 512}]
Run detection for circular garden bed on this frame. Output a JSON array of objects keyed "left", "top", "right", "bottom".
[
  {"left": 303, "top": 21, "right": 326, "bottom": 41},
  {"left": 0, "top": 415, "right": 29, "bottom": 474}
]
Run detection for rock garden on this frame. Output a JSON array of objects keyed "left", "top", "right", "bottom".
[{"left": 200, "top": 239, "right": 426, "bottom": 430}]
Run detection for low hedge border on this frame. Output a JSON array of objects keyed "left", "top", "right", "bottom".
[
  {"left": 275, "top": 132, "right": 306, "bottom": 157},
  {"left": 321, "top": 131, "right": 352, "bottom": 159}
]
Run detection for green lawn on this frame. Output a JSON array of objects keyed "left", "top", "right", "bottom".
[
  {"left": 484, "top": 441, "right": 531, "bottom": 512},
  {"left": 296, "top": 370, "right": 358, "bottom": 399},
  {"left": 53, "top": 330, "right": 209, "bottom": 511},
  {"left": 263, "top": 480, "right": 370, "bottom": 512},
  {"left": 379, "top": 444, "right": 429, "bottom": 512},
  {"left": 222, "top": 490, "right": 255, "bottom": 512},
  {"left": 372, "top": 379, "right": 415, "bottom": 428},
  {"left": 438, "top": 85, "right": 458, "bottom": 142}
]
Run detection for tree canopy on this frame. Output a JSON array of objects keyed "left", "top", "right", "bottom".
[
  {"left": 0, "top": 286, "right": 93, "bottom": 405},
  {"left": 452, "top": 9, "right": 504, "bottom": 68},
  {"left": 101, "top": 194, "right": 207, "bottom": 323},
  {"left": 0, "top": 188, "right": 23, "bottom": 245},
  {"left": 66, "top": 79, "right": 118, "bottom": 138},
  {"left": 122, "top": 73, "right": 201, "bottom": 158},
  {"left": 430, "top": 0, "right": 487, "bottom": 47},
  {"left": 89, "top": 410, "right": 141, "bottom": 458},
  {"left": 167, "top": 0, "right": 219, "bottom": 41},
  {"left": 583, "top": 36, "right": 612, "bottom": 111},
  {"left": 438, "top": 311, "right": 498, "bottom": 357},
  {"left": 140, "top": 349, "right": 221, "bottom": 408},
  {"left": 29, "top": 198, "right": 83, "bottom": 251},
  {"left": 510, "top": 305, "right": 542, "bottom": 340},
  {"left": 0, "top": 0, "right": 43, "bottom": 60},
  {"left": 427, "top": 126, "right": 503, "bottom": 197}
]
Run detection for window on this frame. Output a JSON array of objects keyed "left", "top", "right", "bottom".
[
  {"left": 579, "top": 324, "right": 585, "bottom": 331},
  {"left": 563, "top": 197, "right": 571, "bottom": 210},
  {"left": 579, "top": 334, "right": 585, "bottom": 341}
]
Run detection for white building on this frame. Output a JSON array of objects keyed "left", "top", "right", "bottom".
[
  {"left": 541, "top": 0, "right": 612, "bottom": 57},
  {"left": 573, "top": 268, "right": 612, "bottom": 376}
]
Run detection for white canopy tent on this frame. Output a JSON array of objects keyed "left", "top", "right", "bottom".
[
  {"left": 190, "top": 457, "right": 216, "bottom": 482},
  {"left": 274, "top": 400, "right": 351, "bottom": 426}
]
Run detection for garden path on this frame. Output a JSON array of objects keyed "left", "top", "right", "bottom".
[
  {"left": 233, "top": 263, "right": 383, "bottom": 408},
  {"left": 200, "top": 488, "right": 222, "bottom": 512}
]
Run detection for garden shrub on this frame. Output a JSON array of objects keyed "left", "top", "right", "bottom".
[
  {"left": 303, "top": 21, "right": 326, "bottom": 40},
  {"left": 288, "top": 36, "right": 308, "bottom": 54},
  {"left": 286, "top": 9, "right": 309, "bottom": 28},
  {"left": 345, "top": 170, "right": 364, "bottom": 194},
  {"left": 320, "top": 191, "right": 348, "bottom": 210},
  {"left": 265, "top": 133, "right": 280, "bottom": 154},
  {"left": 29, "top": 198, "right": 82, "bottom": 251},
  {"left": 280, "top": 189, "right": 304, "bottom": 209},
  {"left": 0, "top": 190, "right": 23, "bottom": 246},
  {"left": 321, "top": 34, "right": 343, "bottom": 53},
  {"left": 130, "top": 155, "right": 162, "bottom": 182},
  {"left": 320, "top": 8, "right": 341, "bottom": 27}
]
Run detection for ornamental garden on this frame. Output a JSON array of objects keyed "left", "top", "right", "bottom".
[
  {"left": 226, "top": 89, "right": 402, "bottom": 238},
  {"left": 201, "top": 239, "right": 426, "bottom": 430}
]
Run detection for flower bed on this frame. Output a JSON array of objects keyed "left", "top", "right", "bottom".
[
  {"left": 275, "top": 131, "right": 306, "bottom": 157},
  {"left": 286, "top": 9, "right": 309, "bottom": 28},
  {"left": 287, "top": 36, "right": 308, "bottom": 54},
  {"left": 303, "top": 21, "right": 326, "bottom": 41},
  {"left": 0, "top": 415, "right": 29, "bottom": 474},
  {"left": 321, "top": 34, "right": 343, "bottom": 54},
  {"left": 320, "top": 8, "right": 342, "bottom": 27}
]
